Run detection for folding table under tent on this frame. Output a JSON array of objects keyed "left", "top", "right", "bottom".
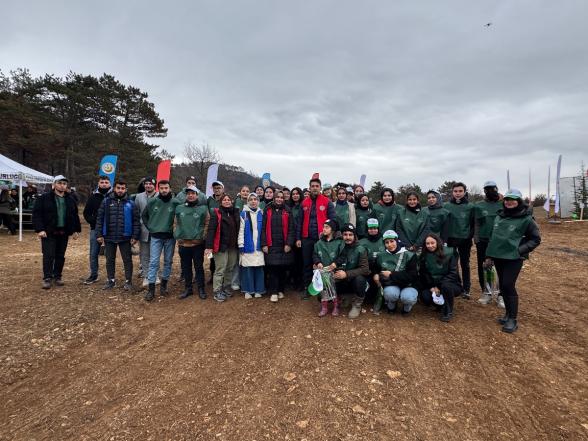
[{"left": 0, "top": 153, "right": 55, "bottom": 241}]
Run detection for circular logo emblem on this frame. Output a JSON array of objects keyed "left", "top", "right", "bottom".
[
  {"left": 319, "top": 205, "right": 326, "bottom": 211},
  {"left": 101, "top": 162, "right": 115, "bottom": 174},
  {"left": 303, "top": 206, "right": 308, "bottom": 211},
  {"left": 482, "top": 210, "right": 489, "bottom": 216},
  {"left": 509, "top": 225, "right": 516, "bottom": 232}
]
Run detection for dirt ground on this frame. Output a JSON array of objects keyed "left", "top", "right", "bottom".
[{"left": 0, "top": 218, "right": 587, "bottom": 441}]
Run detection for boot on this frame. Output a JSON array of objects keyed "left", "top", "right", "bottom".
[
  {"left": 198, "top": 286, "right": 207, "bottom": 300},
  {"left": 332, "top": 298, "right": 340, "bottom": 317},
  {"left": 160, "top": 279, "right": 168, "bottom": 297},
  {"left": 348, "top": 296, "right": 363, "bottom": 319},
  {"left": 440, "top": 303, "right": 452, "bottom": 322},
  {"left": 179, "top": 286, "right": 193, "bottom": 299},
  {"left": 496, "top": 313, "right": 509, "bottom": 325},
  {"left": 318, "top": 301, "right": 329, "bottom": 317},
  {"left": 502, "top": 317, "right": 518, "bottom": 333},
  {"left": 372, "top": 287, "right": 384, "bottom": 314},
  {"left": 144, "top": 283, "right": 155, "bottom": 302}
]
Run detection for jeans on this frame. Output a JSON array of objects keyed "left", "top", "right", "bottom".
[
  {"left": 89, "top": 229, "right": 100, "bottom": 278},
  {"left": 494, "top": 258, "right": 524, "bottom": 319},
  {"left": 139, "top": 240, "right": 151, "bottom": 278},
  {"left": 179, "top": 244, "right": 205, "bottom": 289},
  {"left": 231, "top": 264, "right": 241, "bottom": 288},
  {"left": 41, "top": 233, "right": 69, "bottom": 280},
  {"left": 382, "top": 285, "right": 418, "bottom": 312},
  {"left": 240, "top": 265, "right": 265, "bottom": 294},
  {"left": 105, "top": 241, "right": 133, "bottom": 282},
  {"left": 213, "top": 249, "right": 238, "bottom": 292},
  {"left": 475, "top": 240, "right": 489, "bottom": 291},
  {"left": 148, "top": 237, "right": 175, "bottom": 283}
]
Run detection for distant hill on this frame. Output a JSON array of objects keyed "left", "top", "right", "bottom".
[{"left": 170, "top": 163, "right": 284, "bottom": 197}]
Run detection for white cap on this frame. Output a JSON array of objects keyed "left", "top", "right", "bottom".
[
  {"left": 53, "top": 175, "right": 68, "bottom": 183},
  {"left": 212, "top": 180, "right": 224, "bottom": 187},
  {"left": 186, "top": 185, "right": 198, "bottom": 192}
]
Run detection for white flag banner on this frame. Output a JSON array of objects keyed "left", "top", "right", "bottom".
[
  {"left": 205, "top": 163, "right": 219, "bottom": 198},
  {"left": 554, "top": 155, "right": 562, "bottom": 214},
  {"left": 543, "top": 165, "right": 551, "bottom": 212}
]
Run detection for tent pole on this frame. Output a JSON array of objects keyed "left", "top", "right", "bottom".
[{"left": 18, "top": 173, "right": 23, "bottom": 242}]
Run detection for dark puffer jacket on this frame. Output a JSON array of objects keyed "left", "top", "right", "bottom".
[
  {"left": 32, "top": 192, "right": 81, "bottom": 236},
  {"left": 95, "top": 193, "right": 140, "bottom": 243},
  {"left": 261, "top": 204, "right": 296, "bottom": 266}
]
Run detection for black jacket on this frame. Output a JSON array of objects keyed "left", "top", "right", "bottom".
[
  {"left": 206, "top": 206, "right": 240, "bottom": 252},
  {"left": 83, "top": 191, "right": 107, "bottom": 230},
  {"left": 95, "top": 193, "right": 140, "bottom": 243},
  {"left": 418, "top": 254, "right": 462, "bottom": 290},
  {"left": 261, "top": 205, "right": 296, "bottom": 266},
  {"left": 32, "top": 192, "right": 81, "bottom": 236}
]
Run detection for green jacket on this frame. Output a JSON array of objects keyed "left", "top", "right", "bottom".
[
  {"left": 396, "top": 207, "right": 430, "bottom": 248},
  {"left": 142, "top": 196, "right": 177, "bottom": 234},
  {"left": 174, "top": 203, "right": 209, "bottom": 241},
  {"left": 207, "top": 196, "right": 220, "bottom": 215},
  {"left": 418, "top": 247, "right": 460, "bottom": 288},
  {"left": 234, "top": 197, "right": 247, "bottom": 211},
  {"left": 486, "top": 207, "right": 541, "bottom": 260},
  {"left": 358, "top": 235, "right": 385, "bottom": 267},
  {"left": 313, "top": 235, "right": 345, "bottom": 266},
  {"left": 335, "top": 242, "right": 370, "bottom": 278},
  {"left": 422, "top": 205, "right": 450, "bottom": 242},
  {"left": 175, "top": 188, "right": 208, "bottom": 206},
  {"left": 474, "top": 199, "right": 502, "bottom": 242},
  {"left": 375, "top": 248, "right": 418, "bottom": 288},
  {"left": 355, "top": 206, "right": 372, "bottom": 239},
  {"left": 372, "top": 203, "right": 401, "bottom": 233},
  {"left": 444, "top": 199, "right": 474, "bottom": 240}
]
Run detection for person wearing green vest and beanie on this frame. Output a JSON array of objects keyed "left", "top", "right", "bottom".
[
  {"left": 313, "top": 218, "right": 344, "bottom": 317},
  {"left": 175, "top": 186, "right": 210, "bottom": 300},
  {"left": 333, "top": 223, "right": 370, "bottom": 319},
  {"left": 358, "top": 218, "right": 385, "bottom": 273},
  {"left": 175, "top": 176, "right": 207, "bottom": 206},
  {"left": 486, "top": 189, "right": 541, "bottom": 333},
  {"left": 418, "top": 234, "right": 462, "bottom": 322},
  {"left": 374, "top": 230, "right": 418, "bottom": 315},
  {"left": 354, "top": 194, "right": 372, "bottom": 239},
  {"left": 372, "top": 188, "right": 402, "bottom": 233},
  {"left": 423, "top": 190, "right": 449, "bottom": 242},
  {"left": 475, "top": 181, "right": 504, "bottom": 305},
  {"left": 444, "top": 182, "right": 475, "bottom": 299},
  {"left": 334, "top": 186, "right": 356, "bottom": 228},
  {"left": 396, "top": 191, "right": 431, "bottom": 251},
  {"left": 142, "top": 180, "right": 178, "bottom": 301}
]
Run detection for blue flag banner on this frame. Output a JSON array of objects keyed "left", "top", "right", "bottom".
[
  {"left": 261, "top": 172, "right": 271, "bottom": 188},
  {"left": 98, "top": 155, "right": 118, "bottom": 184}
]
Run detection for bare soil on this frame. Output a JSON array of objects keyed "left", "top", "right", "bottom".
[{"left": 1, "top": 218, "right": 587, "bottom": 440}]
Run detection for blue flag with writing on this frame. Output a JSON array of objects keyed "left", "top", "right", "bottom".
[
  {"left": 261, "top": 172, "right": 271, "bottom": 188},
  {"left": 98, "top": 155, "right": 118, "bottom": 184}
]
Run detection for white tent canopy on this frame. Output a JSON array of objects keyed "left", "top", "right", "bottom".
[{"left": 0, "top": 153, "right": 55, "bottom": 241}]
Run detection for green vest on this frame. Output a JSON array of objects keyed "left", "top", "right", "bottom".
[
  {"left": 358, "top": 236, "right": 385, "bottom": 265},
  {"left": 339, "top": 243, "right": 364, "bottom": 270},
  {"left": 475, "top": 200, "right": 502, "bottom": 240},
  {"left": 207, "top": 196, "right": 220, "bottom": 215},
  {"left": 423, "top": 206, "right": 449, "bottom": 237},
  {"left": 355, "top": 207, "right": 372, "bottom": 238},
  {"left": 174, "top": 203, "right": 208, "bottom": 240},
  {"left": 372, "top": 204, "right": 401, "bottom": 233},
  {"left": 175, "top": 188, "right": 208, "bottom": 206},
  {"left": 235, "top": 198, "right": 247, "bottom": 211},
  {"left": 376, "top": 249, "right": 415, "bottom": 272},
  {"left": 424, "top": 246, "right": 454, "bottom": 283},
  {"left": 486, "top": 212, "right": 533, "bottom": 260},
  {"left": 397, "top": 207, "right": 428, "bottom": 246},
  {"left": 335, "top": 202, "right": 350, "bottom": 228},
  {"left": 444, "top": 201, "right": 474, "bottom": 239},
  {"left": 145, "top": 197, "right": 176, "bottom": 234},
  {"left": 314, "top": 237, "right": 344, "bottom": 266}
]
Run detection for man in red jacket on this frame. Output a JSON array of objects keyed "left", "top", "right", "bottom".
[{"left": 296, "top": 177, "right": 336, "bottom": 298}]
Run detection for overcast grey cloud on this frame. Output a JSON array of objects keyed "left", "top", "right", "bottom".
[{"left": 2, "top": 0, "right": 587, "bottom": 194}]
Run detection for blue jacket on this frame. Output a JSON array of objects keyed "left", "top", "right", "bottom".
[
  {"left": 96, "top": 193, "right": 140, "bottom": 242},
  {"left": 240, "top": 207, "right": 263, "bottom": 253}
]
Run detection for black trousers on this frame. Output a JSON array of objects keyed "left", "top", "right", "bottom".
[
  {"left": 449, "top": 238, "right": 472, "bottom": 292},
  {"left": 289, "top": 247, "right": 304, "bottom": 289},
  {"left": 476, "top": 240, "right": 489, "bottom": 291},
  {"left": 494, "top": 258, "right": 523, "bottom": 319},
  {"left": 105, "top": 241, "right": 133, "bottom": 282},
  {"left": 301, "top": 238, "right": 318, "bottom": 288},
  {"left": 335, "top": 275, "right": 368, "bottom": 299},
  {"left": 267, "top": 264, "right": 287, "bottom": 294},
  {"left": 420, "top": 281, "right": 461, "bottom": 307},
  {"left": 1, "top": 213, "right": 16, "bottom": 233},
  {"left": 179, "top": 244, "right": 205, "bottom": 289},
  {"left": 41, "top": 233, "right": 69, "bottom": 280}
]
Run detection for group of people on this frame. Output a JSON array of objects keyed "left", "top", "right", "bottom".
[{"left": 30, "top": 173, "right": 541, "bottom": 333}]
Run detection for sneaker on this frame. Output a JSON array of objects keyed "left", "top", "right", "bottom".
[
  {"left": 278, "top": 292, "right": 284, "bottom": 299},
  {"left": 155, "top": 277, "right": 161, "bottom": 286},
  {"left": 142, "top": 278, "right": 149, "bottom": 288},
  {"left": 231, "top": 284, "right": 240, "bottom": 291},
  {"left": 254, "top": 293, "right": 263, "bottom": 298},
  {"left": 478, "top": 292, "right": 492, "bottom": 305},
  {"left": 102, "top": 280, "right": 115, "bottom": 290},
  {"left": 214, "top": 291, "right": 227, "bottom": 302},
  {"left": 224, "top": 289, "right": 234, "bottom": 298},
  {"left": 244, "top": 293, "right": 253, "bottom": 300},
  {"left": 83, "top": 276, "right": 98, "bottom": 285},
  {"left": 123, "top": 281, "right": 133, "bottom": 291},
  {"left": 462, "top": 291, "right": 471, "bottom": 300},
  {"left": 54, "top": 278, "right": 64, "bottom": 287},
  {"left": 497, "top": 295, "right": 505, "bottom": 309},
  {"left": 42, "top": 279, "right": 52, "bottom": 289},
  {"left": 270, "top": 294, "right": 279, "bottom": 302}
]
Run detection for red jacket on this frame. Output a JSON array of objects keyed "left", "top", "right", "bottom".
[{"left": 301, "top": 194, "right": 330, "bottom": 239}]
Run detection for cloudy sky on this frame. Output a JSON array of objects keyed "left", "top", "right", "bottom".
[{"left": 2, "top": 0, "right": 587, "bottom": 194}]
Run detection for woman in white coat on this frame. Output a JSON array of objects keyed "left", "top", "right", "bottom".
[{"left": 238, "top": 194, "right": 266, "bottom": 298}]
